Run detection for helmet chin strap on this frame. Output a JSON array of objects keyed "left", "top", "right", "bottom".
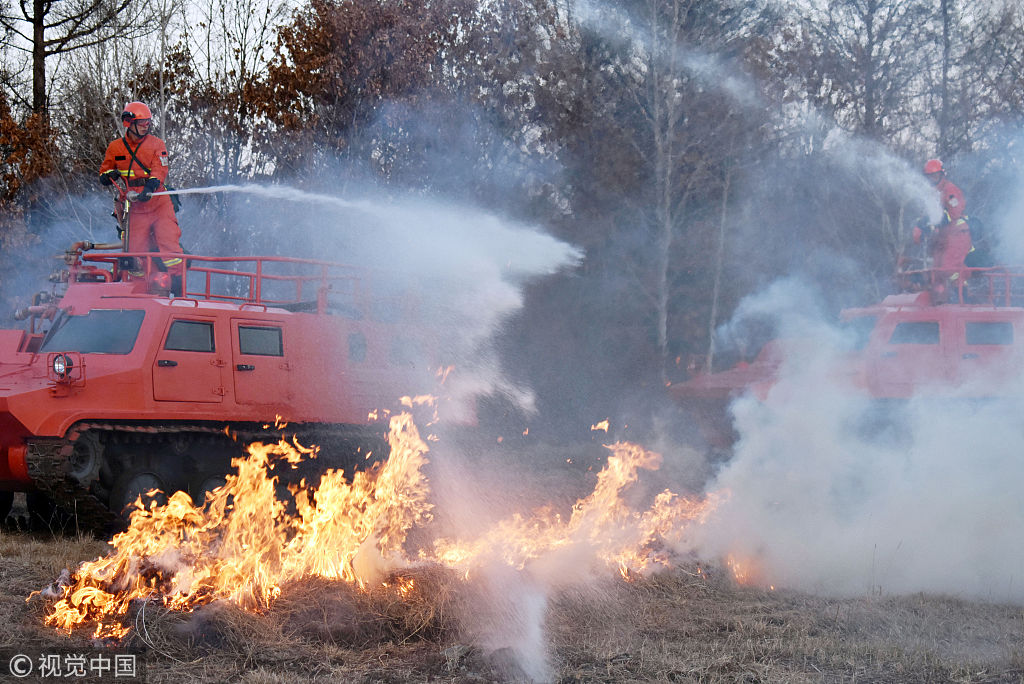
[{"left": 127, "top": 121, "right": 149, "bottom": 140}]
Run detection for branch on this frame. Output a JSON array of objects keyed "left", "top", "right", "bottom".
[
  {"left": 0, "top": 20, "right": 33, "bottom": 46},
  {"left": 44, "top": 0, "right": 135, "bottom": 53}
]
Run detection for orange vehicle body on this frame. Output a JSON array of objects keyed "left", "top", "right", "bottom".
[
  {"left": 0, "top": 248, "right": 447, "bottom": 525},
  {"left": 671, "top": 267, "right": 1024, "bottom": 448}
]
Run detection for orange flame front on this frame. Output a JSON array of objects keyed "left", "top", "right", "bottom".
[
  {"left": 40, "top": 414, "right": 728, "bottom": 639},
  {"left": 45, "top": 414, "right": 430, "bottom": 638},
  {"left": 430, "top": 442, "right": 721, "bottom": 579}
]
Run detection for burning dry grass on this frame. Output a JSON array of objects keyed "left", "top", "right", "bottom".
[
  {"left": 0, "top": 533, "right": 107, "bottom": 652},
  {"left": 8, "top": 540, "right": 1024, "bottom": 684},
  {"left": 38, "top": 413, "right": 716, "bottom": 644},
  {"left": 7, "top": 537, "right": 1024, "bottom": 682},
  {"left": 9, "top": 413, "right": 1024, "bottom": 681},
  {"left": 123, "top": 566, "right": 464, "bottom": 657}
]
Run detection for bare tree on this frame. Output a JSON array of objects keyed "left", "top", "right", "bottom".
[
  {"left": 923, "top": 0, "right": 1023, "bottom": 160},
  {"left": 577, "top": 0, "right": 774, "bottom": 382},
  {"left": 796, "top": 0, "right": 932, "bottom": 147},
  {"left": 169, "top": 0, "right": 288, "bottom": 183},
  {"left": 0, "top": 0, "right": 159, "bottom": 116}
]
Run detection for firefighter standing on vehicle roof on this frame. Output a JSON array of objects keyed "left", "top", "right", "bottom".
[
  {"left": 922, "top": 158, "right": 972, "bottom": 280},
  {"left": 98, "top": 101, "right": 184, "bottom": 292}
]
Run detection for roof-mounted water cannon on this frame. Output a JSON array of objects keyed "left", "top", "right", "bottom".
[
  {"left": 13, "top": 305, "right": 47, "bottom": 321},
  {"left": 13, "top": 291, "right": 59, "bottom": 323}
]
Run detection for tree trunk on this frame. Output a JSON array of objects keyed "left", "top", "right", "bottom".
[
  {"left": 706, "top": 167, "right": 731, "bottom": 373},
  {"left": 32, "top": 0, "right": 46, "bottom": 115},
  {"left": 939, "top": 0, "right": 951, "bottom": 156},
  {"left": 159, "top": 13, "right": 168, "bottom": 133}
]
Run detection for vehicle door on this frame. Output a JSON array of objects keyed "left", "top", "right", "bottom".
[
  {"left": 153, "top": 316, "right": 225, "bottom": 402},
  {"left": 230, "top": 319, "right": 292, "bottom": 405},
  {"left": 951, "top": 312, "right": 1024, "bottom": 393},
  {"left": 867, "top": 312, "right": 953, "bottom": 398}
]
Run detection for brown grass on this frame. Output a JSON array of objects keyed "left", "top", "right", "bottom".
[{"left": 3, "top": 528, "right": 1024, "bottom": 683}]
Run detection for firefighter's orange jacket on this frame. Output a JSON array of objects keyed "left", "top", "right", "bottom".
[
  {"left": 98, "top": 133, "right": 182, "bottom": 271},
  {"left": 99, "top": 135, "right": 173, "bottom": 214}
]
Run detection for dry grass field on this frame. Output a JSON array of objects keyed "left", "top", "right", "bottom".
[{"left": 2, "top": 524, "right": 1023, "bottom": 684}]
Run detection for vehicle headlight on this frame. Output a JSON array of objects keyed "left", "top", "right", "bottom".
[{"left": 53, "top": 354, "right": 72, "bottom": 377}]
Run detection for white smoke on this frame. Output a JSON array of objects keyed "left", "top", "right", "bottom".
[
  {"left": 813, "top": 125, "right": 943, "bottom": 224},
  {"left": 993, "top": 143, "right": 1024, "bottom": 263},
  {"left": 681, "top": 279, "right": 1024, "bottom": 603},
  {"left": 461, "top": 564, "right": 552, "bottom": 682},
  {"left": 330, "top": 192, "right": 583, "bottom": 419},
  {"left": 314, "top": 190, "right": 583, "bottom": 678},
  {"left": 575, "top": 0, "right": 763, "bottom": 109}
]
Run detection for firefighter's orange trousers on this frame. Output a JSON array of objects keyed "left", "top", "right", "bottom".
[{"left": 127, "top": 197, "right": 184, "bottom": 277}]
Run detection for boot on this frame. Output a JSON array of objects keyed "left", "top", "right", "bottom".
[{"left": 170, "top": 275, "right": 183, "bottom": 298}]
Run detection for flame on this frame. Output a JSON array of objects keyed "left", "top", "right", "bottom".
[
  {"left": 591, "top": 419, "right": 610, "bottom": 432},
  {"left": 382, "top": 575, "right": 417, "bottom": 599},
  {"left": 725, "top": 554, "right": 762, "bottom": 586},
  {"left": 39, "top": 415, "right": 726, "bottom": 640},
  {"left": 429, "top": 442, "right": 721, "bottom": 579},
  {"left": 399, "top": 395, "right": 436, "bottom": 408},
  {"left": 43, "top": 413, "right": 431, "bottom": 638},
  {"left": 399, "top": 394, "right": 441, "bottom": 426},
  {"left": 436, "top": 365, "right": 455, "bottom": 384}
]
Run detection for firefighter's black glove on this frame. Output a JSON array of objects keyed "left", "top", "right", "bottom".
[
  {"left": 137, "top": 177, "right": 160, "bottom": 202},
  {"left": 99, "top": 170, "right": 119, "bottom": 186}
]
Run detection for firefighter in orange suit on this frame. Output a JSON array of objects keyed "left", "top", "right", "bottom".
[
  {"left": 99, "top": 101, "right": 184, "bottom": 292},
  {"left": 923, "top": 158, "right": 972, "bottom": 276}
]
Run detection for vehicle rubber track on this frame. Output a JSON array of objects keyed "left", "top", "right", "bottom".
[
  {"left": 24, "top": 421, "right": 385, "bottom": 533},
  {"left": 24, "top": 421, "right": 284, "bottom": 533}
]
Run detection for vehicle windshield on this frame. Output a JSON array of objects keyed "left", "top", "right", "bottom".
[{"left": 39, "top": 309, "right": 145, "bottom": 354}]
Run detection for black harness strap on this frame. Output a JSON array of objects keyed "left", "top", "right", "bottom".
[
  {"left": 122, "top": 137, "right": 152, "bottom": 183},
  {"left": 121, "top": 136, "right": 178, "bottom": 213}
]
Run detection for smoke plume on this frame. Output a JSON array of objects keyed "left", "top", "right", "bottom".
[{"left": 680, "top": 279, "right": 1024, "bottom": 603}]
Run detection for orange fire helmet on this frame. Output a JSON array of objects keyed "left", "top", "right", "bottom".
[
  {"left": 924, "top": 159, "right": 944, "bottom": 174},
  {"left": 121, "top": 101, "right": 153, "bottom": 126}
]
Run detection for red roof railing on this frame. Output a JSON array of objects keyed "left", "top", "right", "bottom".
[
  {"left": 72, "top": 251, "right": 361, "bottom": 315},
  {"left": 897, "top": 265, "right": 1024, "bottom": 307}
]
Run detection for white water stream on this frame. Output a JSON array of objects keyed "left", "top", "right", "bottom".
[{"left": 153, "top": 184, "right": 379, "bottom": 214}]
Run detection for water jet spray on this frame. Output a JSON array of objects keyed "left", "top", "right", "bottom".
[{"left": 152, "top": 183, "right": 379, "bottom": 214}]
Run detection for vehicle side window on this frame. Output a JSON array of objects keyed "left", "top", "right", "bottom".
[
  {"left": 966, "top": 321, "right": 1013, "bottom": 346},
  {"left": 239, "top": 325, "right": 283, "bottom": 356},
  {"left": 165, "top": 320, "right": 215, "bottom": 352},
  {"left": 889, "top": 321, "right": 939, "bottom": 345}
]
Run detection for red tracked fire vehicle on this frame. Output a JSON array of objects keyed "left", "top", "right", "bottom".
[
  {"left": 0, "top": 245, "right": 446, "bottom": 528},
  {"left": 671, "top": 267, "right": 1024, "bottom": 448}
]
